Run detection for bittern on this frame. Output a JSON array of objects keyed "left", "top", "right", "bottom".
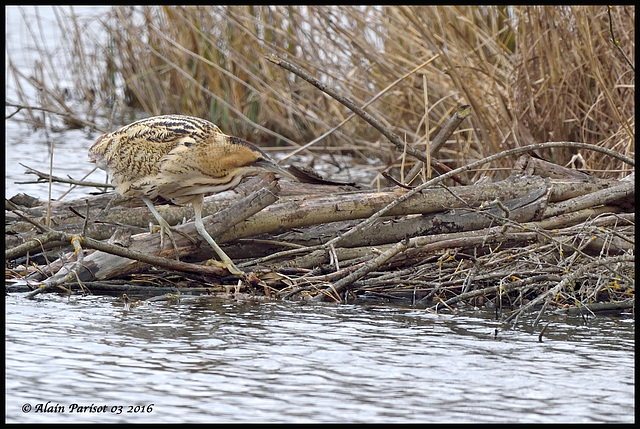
[{"left": 88, "top": 114, "right": 294, "bottom": 275}]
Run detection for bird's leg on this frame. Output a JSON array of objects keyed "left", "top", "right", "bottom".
[
  {"left": 191, "top": 197, "right": 244, "bottom": 276},
  {"left": 142, "top": 197, "right": 181, "bottom": 260}
]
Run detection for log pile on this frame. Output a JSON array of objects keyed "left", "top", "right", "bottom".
[
  {"left": 4, "top": 56, "right": 635, "bottom": 330},
  {"left": 5, "top": 151, "right": 635, "bottom": 327}
]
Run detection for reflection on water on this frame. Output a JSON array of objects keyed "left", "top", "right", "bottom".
[{"left": 5, "top": 293, "right": 634, "bottom": 423}]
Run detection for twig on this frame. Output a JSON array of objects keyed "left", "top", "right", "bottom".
[
  {"left": 22, "top": 230, "right": 229, "bottom": 299},
  {"left": 538, "top": 322, "right": 550, "bottom": 343},
  {"left": 279, "top": 54, "right": 441, "bottom": 161},
  {"left": 17, "top": 163, "right": 114, "bottom": 189},
  {"left": 312, "top": 238, "right": 411, "bottom": 302},
  {"left": 13, "top": 219, "right": 226, "bottom": 280},
  {"left": 552, "top": 298, "right": 635, "bottom": 315},
  {"left": 267, "top": 54, "right": 459, "bottom": 176},
  {"left": 25, "top": 235, "right": 89, "bottom": 299},
  {"left": 429, "top": 274, "right": 562, "bottom": 310},
  {"left": 500, "top": 254, "right": 635, "bottom": 328},
  {"left": 541, "top": 180, "right": 634, "bottom": 218},
  {"left": 606, "top": 6, "right": 635, "bottom": 72},
  {"left": 247, "top": 142, "right": 632, "bottom": 298},
  {"left": 404, "top": 105, "right": 472, "bottom": 185},
  {"left": 4, "top": 101, "right": 106, "bottom": 132},
  {"left": 8, "top": 188, "right": 277, "bottom": 295},
  {"left": 324, "top": 141, "right": 634, "bottom": 252},
  {"left": 312, "top": 159, "right": 633, "bottom": 300}
]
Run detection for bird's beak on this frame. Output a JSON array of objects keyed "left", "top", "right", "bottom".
[{"left": 255, "top": 159, "right": 297, "bottom": 181}]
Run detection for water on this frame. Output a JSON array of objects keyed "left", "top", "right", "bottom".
[
  {"left": 5, "top": 292, "right": 635, "bottom": 423},
  {"left": 5, "top": 6, "right": 110, "bottom": 202}
]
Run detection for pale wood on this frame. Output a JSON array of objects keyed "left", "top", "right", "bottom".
[{"left": 5, "top": 174, "right": 629, "bottom": 256}]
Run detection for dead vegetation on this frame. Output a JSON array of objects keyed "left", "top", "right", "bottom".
[{"left": 5, "top": 6, "right": 635, "bottom": 327}]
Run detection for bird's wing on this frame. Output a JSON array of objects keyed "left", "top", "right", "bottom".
[
  {"left": 109, "top": 131, "right": 193, "bottom": 197},
  {"left": 154, "top": 135, "right": 254, "bottom": 203}
]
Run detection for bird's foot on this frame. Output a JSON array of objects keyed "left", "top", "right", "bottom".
[
  {"left": 150, "top": 221, "right": 181, "bottom": 261},
  {"left": 152, "top": 224, "right": 197, "bottom": 245},
  {"left": 205, "top": 258, "right": 245, "bottom": 276}
]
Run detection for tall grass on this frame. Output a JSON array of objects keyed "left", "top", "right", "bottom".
[{"left": 6, "top": 6, "right": 634, "bottom": 180}]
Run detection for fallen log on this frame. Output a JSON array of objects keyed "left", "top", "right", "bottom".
[
  {"left": 6, "top": 172, "right": 628, "bottom": 271},
  {"left": 5, "top": 146, "right": 634, "bottom": 328}
]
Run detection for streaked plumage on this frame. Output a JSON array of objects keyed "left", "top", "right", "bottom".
[{"left": 89, "top": 114, "right": 294, "bottom": 275}]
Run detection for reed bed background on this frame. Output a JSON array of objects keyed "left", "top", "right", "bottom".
[{"left": 6, "top": 5, "right": 634, "bottom": 184}]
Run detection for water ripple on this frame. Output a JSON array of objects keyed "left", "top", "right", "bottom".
[{"left": 5, "top": 294, "right": 634, "bottom": 423}]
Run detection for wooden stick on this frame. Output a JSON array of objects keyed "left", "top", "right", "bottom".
[{"left": 267, "top": 54, "right": 461, "bottom": 179}]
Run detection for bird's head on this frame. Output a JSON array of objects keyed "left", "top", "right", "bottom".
[{"left": 228, "top": 136, "right": 297, "bottom": 181}]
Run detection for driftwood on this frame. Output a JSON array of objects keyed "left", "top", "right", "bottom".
[
  {"left": 6, "top": 153, "right": 634, "bottom": 309},
  {"left": 6, "top": 165, "right": 629, "bottom": 253},
  {"left": 5, "top": 155, "right": 635, "bottom": 338},
  {"left": 5, "top": 54, "right": 635, "bottom": 333}
]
